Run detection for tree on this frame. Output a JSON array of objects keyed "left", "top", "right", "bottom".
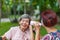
[{"left": 0, "top": 1, "right": 1, "bottom": 18}]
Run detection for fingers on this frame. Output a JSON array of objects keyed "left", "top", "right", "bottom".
[
  {"left": 30, "top": 21, "right": 41, "bottom": 26},
  {"left": 33, "top": 22, "right": 40, "bottom": 27},
  {"left": 2, "top": 36, "right": 6, "bottom": 40},
  {"left": 33, "top": 22, "right": 40, "bottom": 29},
  {"left": 30, "top": 21, "right": 40, "bottom": 32}
]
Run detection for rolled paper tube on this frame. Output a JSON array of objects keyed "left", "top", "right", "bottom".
[{"left": 30, "top": 21, "right": 42, "bottom": 26}]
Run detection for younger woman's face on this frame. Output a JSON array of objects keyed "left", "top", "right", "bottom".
[{"left": 19, "top": 18, "right": 30, "bottom": 31}]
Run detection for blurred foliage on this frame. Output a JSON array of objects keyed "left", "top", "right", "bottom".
[
  {"left": 1, "top": 0, "right": 60, "bottom": 17},
  {"left": 31, "top": 0, "right": 59, "bottom": 12}
]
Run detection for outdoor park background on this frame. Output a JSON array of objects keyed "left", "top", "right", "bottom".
[{"left": 0, "top": 0, "right": 60, "bottom": 36}]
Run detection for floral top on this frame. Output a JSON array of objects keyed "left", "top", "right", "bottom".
[{"left": 42, "top": 30, "right": 60, "bottom": 40}]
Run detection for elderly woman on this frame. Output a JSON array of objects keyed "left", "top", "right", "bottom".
[{"left": 1, "top": 14, "right": 40, "bottom": 40}]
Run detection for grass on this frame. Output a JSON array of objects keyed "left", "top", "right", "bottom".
[
  {"left": 0, "top": 22, "right": 60, "bottom": 36},
  {"left": 55, "top": 24, "right": 60, "bottom": 30},
  {"left": 0, "top": 22, "right": 18, "bottom": 36}
]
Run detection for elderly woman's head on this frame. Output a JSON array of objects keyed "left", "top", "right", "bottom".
[
  {"left": 18, "top": 14, "right": 31, "bottom": 31},
  {"left": 41, "top": 10, "right": 57, "bottom": 27}
]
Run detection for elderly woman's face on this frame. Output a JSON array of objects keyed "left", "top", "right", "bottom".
[{"left": 19, "top": 18, "right": 30, "bottom": 30}]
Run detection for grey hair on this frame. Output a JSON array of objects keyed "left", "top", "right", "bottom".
[{"left": 18, "top": 14, "right": 31, "bottom": 24}]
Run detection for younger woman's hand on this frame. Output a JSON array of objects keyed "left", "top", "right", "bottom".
[
  {"left": 33, "top": 22, "right": 40, "bottom": 31},
  {"left": 33, "top": 22, "right": 40, "bottom": 40}
]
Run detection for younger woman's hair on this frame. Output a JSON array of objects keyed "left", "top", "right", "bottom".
[{"left": 41, "top": 10, "right": 57, "bottom": 27}]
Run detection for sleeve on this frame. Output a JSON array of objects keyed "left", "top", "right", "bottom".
[
  {"left": 41, "top": 34, "right": 52, "bottom": 40},
  {"left": 4, "top": 27, "right": 13, "bottom": 40}
]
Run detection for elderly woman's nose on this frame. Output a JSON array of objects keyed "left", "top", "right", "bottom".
[{"left": 23, "top": 21, "right": 26, "bottom": 23}]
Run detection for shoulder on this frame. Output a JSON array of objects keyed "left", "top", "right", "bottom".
[
  {"left": 10, "top": 26, "right": 19, "bottom": 29},
  {"left": 42, "top": 34, "right": 52, "bottom": 40},
  {"left": 4, "top": 26, "right": 19, "bottom": 33},
  {"left": 10, "top": 26, "right": 19, "bottom": 31}
]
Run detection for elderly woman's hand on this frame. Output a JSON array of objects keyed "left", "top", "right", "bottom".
[{"left": 1, "top": 35, "right": 6, "bottom": 40}]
